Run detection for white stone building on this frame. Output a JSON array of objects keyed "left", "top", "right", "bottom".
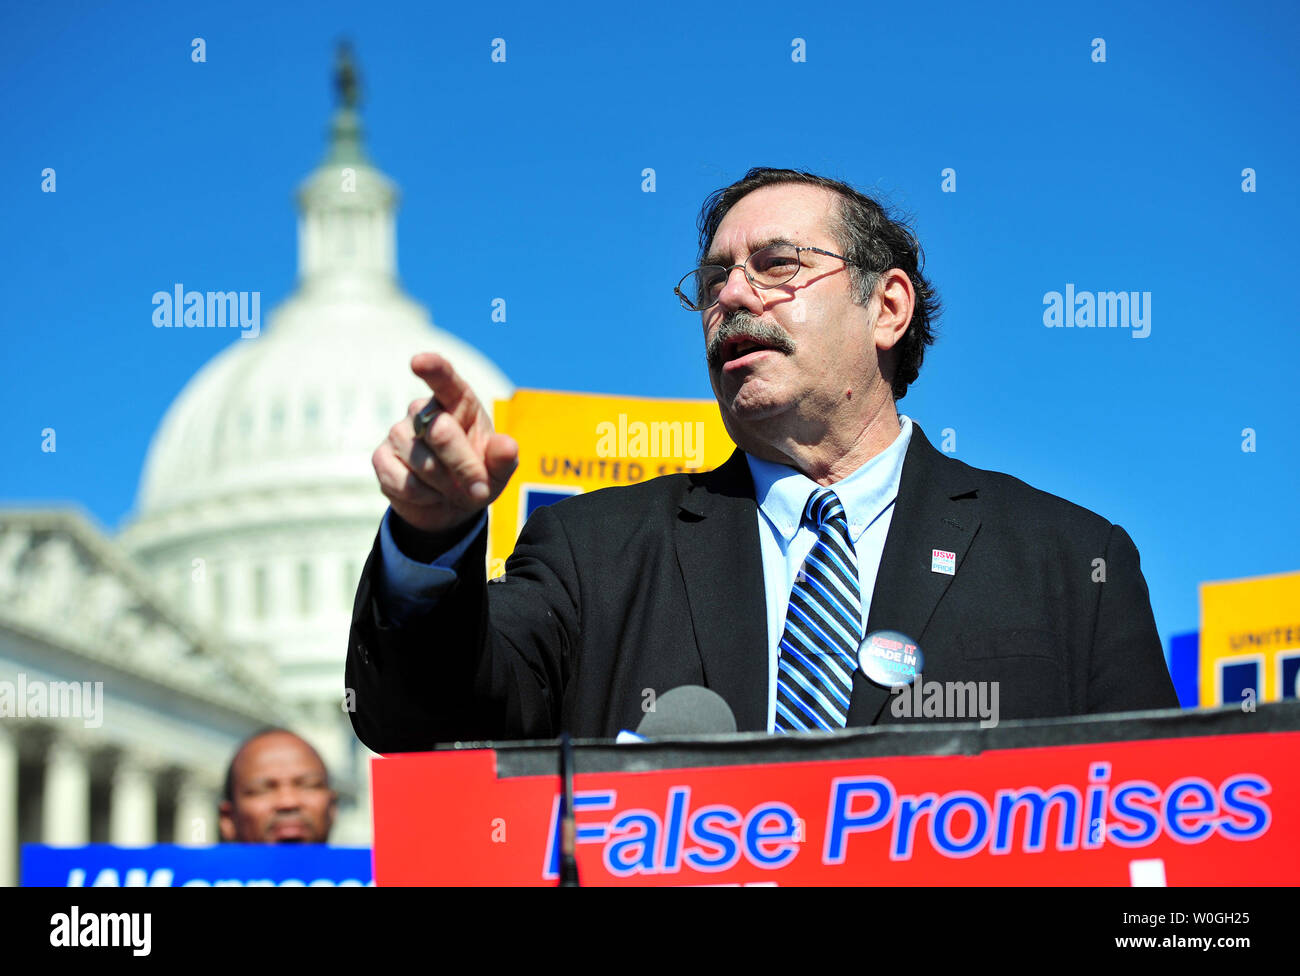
[{"left": 0, "top": 54, "right": 512, "bottom": 884}]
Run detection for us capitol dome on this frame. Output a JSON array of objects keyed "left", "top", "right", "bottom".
[{"left": 119, "top": 51, "right": 513, "bottom": 838}]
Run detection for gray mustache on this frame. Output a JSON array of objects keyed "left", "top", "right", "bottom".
[{"left": 706, "top": 313, "right": 796, "bottom": 370}]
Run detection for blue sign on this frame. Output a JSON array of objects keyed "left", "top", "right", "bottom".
[
  {"left": 1167, "top": 631, "right": 1199, "bottom": 708},
  {"left": 1281, "top": 652, "right": 1300, "bottom": 701},
  {"left": 1219, "top": 659, "right": 1260, "bottom": 706},
  {"left": 21, "top": 844, "right": 373, "bottom": 887},
  {"left": 525, "top": 486, "right": 580, "bottom": 519}
]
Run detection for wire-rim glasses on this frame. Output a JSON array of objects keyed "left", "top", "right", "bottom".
[{"left": 674, "top": 243, "right": 854, "bottom": 312}]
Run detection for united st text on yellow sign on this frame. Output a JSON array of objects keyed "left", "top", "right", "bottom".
[{"left": 487, "top": 390, "right": 735, "bottom": 575}]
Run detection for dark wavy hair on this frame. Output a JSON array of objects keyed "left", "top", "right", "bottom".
[{"left": 696, "top": 167, "right": 941, "bottom": 400}]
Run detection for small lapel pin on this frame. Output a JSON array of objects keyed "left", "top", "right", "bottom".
[{"left": 931, "top": 548, "right": 956, "bottom": 576}]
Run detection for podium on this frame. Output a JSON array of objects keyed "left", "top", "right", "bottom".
[{"left": 370, "top": 702, "right": 1300, "bottom": 886}]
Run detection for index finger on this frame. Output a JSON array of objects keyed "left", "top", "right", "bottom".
[{"left": 410, "top": 353, "right": 483, "bottom": 432}]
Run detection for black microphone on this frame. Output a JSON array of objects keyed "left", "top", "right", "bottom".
[
  {"left": 635, "top": 685, "right": 738, "bottom": 737},
  {"left": 556, "top": 731, "right": 579, "bottom": 887}
]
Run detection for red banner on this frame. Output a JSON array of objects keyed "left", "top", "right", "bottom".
[{"left": 371, "top": 731, "right": 1298, "bottom": 886}]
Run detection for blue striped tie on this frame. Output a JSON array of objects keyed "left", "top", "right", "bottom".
[{"left": 774, "top": 488, "right": 862, "bottom": 732}]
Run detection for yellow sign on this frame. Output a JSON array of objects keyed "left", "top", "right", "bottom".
[
  {"left": 487, "top": 390, "right": 736, "bottom": 577},
  {"left": 1199, "top": 570, "right": 1300, "bottom": 707}
]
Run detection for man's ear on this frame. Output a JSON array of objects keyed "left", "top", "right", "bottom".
[
  {"left": 218, "top": 800, "right": 236, "bottom": 842},
  {"left": 872, "top": 269, "right": 914, "bottom": 353}
]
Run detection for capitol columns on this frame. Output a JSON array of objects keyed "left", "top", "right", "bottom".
[
  {"left": 108, "top": 752, "right": 158, "bottom": 847},
  {"left": 0, "top": 723, "right": 17, "bottom": 886},
  {"left": 42, "top": 733, "right": 90, "bottom": 846},
  {"left": 174, "top": 773, "right": 218, "bottom": 847}
]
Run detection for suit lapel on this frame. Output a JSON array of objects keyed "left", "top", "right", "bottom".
[
  {"left": 674, "top": 449, "right": 770, "bottom": 732},
  {"left": 846, "top": 422, "right": 983, "bottom": 727}
]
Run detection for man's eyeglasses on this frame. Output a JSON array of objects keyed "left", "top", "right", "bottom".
[{"left": 674, "top": 243, "right": 855, "bottom": 312}]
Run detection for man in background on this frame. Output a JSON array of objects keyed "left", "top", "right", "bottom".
[{"left": 219, "top": 728, "right": 336, "bottom": 844}]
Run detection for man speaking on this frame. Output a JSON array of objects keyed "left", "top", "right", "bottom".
[{"left": 345, "top": 167, "right": 1178, "bottom": 751}]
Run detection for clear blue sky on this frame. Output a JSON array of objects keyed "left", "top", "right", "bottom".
[{"left": 2, "top": 0, "right": 1297, "bottom": 655}]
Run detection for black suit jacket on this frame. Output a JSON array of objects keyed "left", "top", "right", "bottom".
[{"left": 345, "top": 422, "right": 1177, "bottom": 751}]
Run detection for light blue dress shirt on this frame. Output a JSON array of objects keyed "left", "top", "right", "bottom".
[
  {"left": 745, "top": 414, "right": 912, "bottom": 730},
  {"left": 375, "top": 414, "right": 914, "bottom": 732},
  {"left": 376, "top": 510, "right": 487, "bottom": 624}
]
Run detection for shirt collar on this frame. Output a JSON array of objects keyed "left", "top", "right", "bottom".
[{"left": 745, "top": 414, "right": 913, "bottom": 545}]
